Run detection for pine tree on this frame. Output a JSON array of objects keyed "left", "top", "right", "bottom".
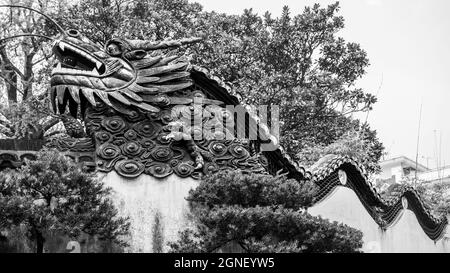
[
  {"left": 0, "top": 149, "right": 129, "bottom": 253},
  {"left": 169, "top": 170, "right": 363, "bottom": 253}
]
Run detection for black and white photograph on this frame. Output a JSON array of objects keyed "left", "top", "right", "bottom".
[{"left": 0, "top": 0, "right": 449, "bottom": 266}]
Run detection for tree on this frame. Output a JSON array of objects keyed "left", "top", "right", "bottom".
[
  {"left": 0, "top": 94, "right": 61, "bottom": 139},
  {"left": 0, "top": 149, "right": 129, "bottom": 253},
  {"left": 187, "top": 3, "right": 383, "bottom": 173},
  {"left": 0, "top": 0, "right": 61, "bottom": 103},
  {"left": 416, "top": 182, "right": 450, "bottom": 218},
  {"left": 297, "top": 124, "right": 384, "bottom": 175},
  {"left": 0, "top": 1, "right": 70, "bottom": 139},
  {"left": 375, "top": 175, "right": 450, "bottom": 219},
  {"left": 380, "top": 177, "right": 450, "bottom": 219},
  {"left": 169, "top": 170, "right": 363, "bottom": 253},
  {"left": 53, "top": 0, "right": 203, "bottom": 43}
]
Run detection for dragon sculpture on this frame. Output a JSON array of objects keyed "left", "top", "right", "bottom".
[{"left": 44, "top": 23, "right": 268, "bottom": 179}]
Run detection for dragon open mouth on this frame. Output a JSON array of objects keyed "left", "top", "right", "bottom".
[
  {"left": 52, "top": 41, "right": 106, "bottom": 76},
  {"left": 49, "top": 38, "right": 141, "bottom": 116},
  {"left": 48, "top": 35, "right": 197, "bottom": 117}
]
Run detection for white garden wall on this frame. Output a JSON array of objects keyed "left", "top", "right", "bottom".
[
  {"left": 309, "top": 186, "right": 450, "bottom": 253},
  {"left": 101, "top": 172, "right": 198, "bottom": 252}
]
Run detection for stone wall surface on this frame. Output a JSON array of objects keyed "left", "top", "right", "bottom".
[
  {"left": 101, "top": 172, "right": 198, "bottom": 252},
  {"left": 309, "top": 186, "right": 450, "bottom": 253},
  {"left": 3, "top": 160, "right": 448, "bottom": 253}
]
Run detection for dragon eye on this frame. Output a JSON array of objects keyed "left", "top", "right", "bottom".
[
  {"left": 67, "top": 29, "right": 80, "bottom": 37},
  {"left": 106, "top": 43, "right": 122, "bottom": 56}
]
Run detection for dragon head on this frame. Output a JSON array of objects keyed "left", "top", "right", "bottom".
[{"left": 50, "top": 28, "right": 201, "bottom": 117}]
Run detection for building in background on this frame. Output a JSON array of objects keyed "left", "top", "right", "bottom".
[{"left": 376, "top": 156, "right": 450, "bottom": 192}]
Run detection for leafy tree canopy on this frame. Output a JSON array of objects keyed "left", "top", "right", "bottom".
[
  {"left": 0, "top": 149, "right": 129, "bottom": 253},
  {"left": 416, "top": 182, "right": 450, "bottom": 217},
  {"left": 169, "top": 170, "right": 363, "bottom": 253},
  {"left": 379, "top": 178, "right": 450, "bottom": 219}
]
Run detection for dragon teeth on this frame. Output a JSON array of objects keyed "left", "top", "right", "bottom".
[
  {"left": 52, "top": 65, "right": 101, "bottom": 77},
  {"left": 81, "top": 88, "right": 97, "bottom": 106},
  {"left": 51, "top": 85, "right": 83, "bottom": 115},
  {"left": 55, "top": 41, "right": 104, "bottom": 75},
  {"left": 69, "top": 87, "right": 81, "bottom": 103},
  {"left": 91, "top": 67, "right": 99, "bottom": 76},
  {"left": 56, "top": 86, "right": 67, "bottom": 104}
]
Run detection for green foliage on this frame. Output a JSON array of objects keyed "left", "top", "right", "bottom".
[
  {"left": 0, "top": 94, "right": 55, "bottom": 139},
  {"left": 187, "top": 170, "right": 317, "bottom": 210},
  {"left": 0, "top": 1, "right": 66, "bottom": 138},
  {"left": 169, "top": 170, "right": 363, "bottom": 253},
  {"left": 187, "top": 3, "right": 383, "bottom": 173},
  {"left": 416, "top": 182, "right": 450, "bottom": 217},
  {"left": 53, "top": 0, "right": 203, "bottom": 43},
  {"left": 298, "top": 124, "right": 384, "bottom": 174},
  {"left": 0, "top": 149, "right": 129, "bottom": 253},
  {"left": 0, "top": 0, "right": 60, "bottom": 102},
  {"left": 377, "top": 177, "right": 450, "bottom": 219}
]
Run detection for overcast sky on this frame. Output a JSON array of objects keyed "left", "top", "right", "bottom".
[{"left": 195, "top": 0, "right": 450, "bottom": 169}]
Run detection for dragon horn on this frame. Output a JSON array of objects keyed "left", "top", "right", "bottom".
[{"left": 126, "top": 37, "right": 202, "bottom": 51}]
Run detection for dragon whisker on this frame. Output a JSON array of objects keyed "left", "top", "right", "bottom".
[{"left": 0, "top": 33, "right": 56, "bottom": 44}]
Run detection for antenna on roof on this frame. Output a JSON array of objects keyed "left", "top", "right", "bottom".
[
  {"left": 433, "top": 129, "right": 442, "bottom": 181},
  {"left": 439, "top": 131, "right": 443, "bottom": 182},
  {"left": 414, "top": 101, "right": 422, "bottom": 186}
]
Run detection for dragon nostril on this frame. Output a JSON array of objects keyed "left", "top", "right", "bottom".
[
  {"left": 67, "top": 29, "right": 80, "bottom": 37},
  {"left": 98, "top": 64, "right": 106, "bottom": 75}
]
